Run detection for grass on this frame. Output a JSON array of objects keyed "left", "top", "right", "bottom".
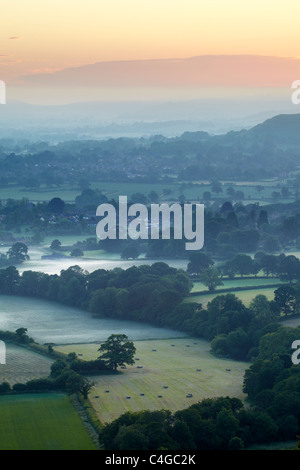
[
  {"left": 0, "top": 178, "right": 294, "bottom": 205},
  {"left": 191, "top": 277, "right": 285, "bottom": 293},
  {"left": 186, "top": 287, "right": 277, "bottom": 308},
  {"left": 281, "top": 316, "right": 300, "bottom": 328},
  {"left": 0, "top": 295, "right": 186, "bottom": 345},
  {"left": 246, "top": 440, "right": 297, "bottom": 450},
  {"left": 0, "top": 343, "right": 53, "bottom": 385},
  {"left": 55, "top": 338, "right": 248, "bottom": 424},
  {"left": 42, "top": 235, "right": 90, "bottom": 247},
  {"left": 0, "top": 393, "right": 97, "bottom": 450},
  {"left": 0, "top": 184, "right": 82, "bottom": 203}
]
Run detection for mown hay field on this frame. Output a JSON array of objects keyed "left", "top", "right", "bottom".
[
  {"left": 0, "top": 343, "right": 53, "bottom": 385},
  {"left": 186, "top": 287, "right": 278, "bottom": 308},
  {"left": 56, "top": 337, "right": 248, "bottom": 424}
]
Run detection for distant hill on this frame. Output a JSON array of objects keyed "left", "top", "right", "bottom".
[
  {"left": 20, "top": 55, "right": 300, "bottom": 88},
  {"left": 246, "top": 113, "right": 300, "bottom": 145}
]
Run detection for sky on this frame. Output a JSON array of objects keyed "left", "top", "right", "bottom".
[{"left": 1, "top": 0, "right": 300, "bottom": 104}]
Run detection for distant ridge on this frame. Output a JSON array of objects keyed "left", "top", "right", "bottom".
[
  {"left": 246, "top": 113, "right": 300, "bottom": 145},
  {"left": 19, "top": 55, "right": 300, "bottom": 88}
]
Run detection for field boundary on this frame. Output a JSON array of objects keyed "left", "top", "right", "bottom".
[
  {"left": 189, "top": 282, "right": 286, "bottom": 297},
  {"left": 71, "top": 394, "right": 102, "bottom": 450}
]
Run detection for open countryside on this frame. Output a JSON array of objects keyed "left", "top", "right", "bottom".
[
  {"left": 0, "top": 393, "right": 96, "bottom": 450},
  {"left": 55, "top": 338, "right": 248, "bottom": 424}
]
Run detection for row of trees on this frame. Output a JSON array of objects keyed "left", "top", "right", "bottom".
[
  {"left": 186, "top": 252, "right": 300, "bottom": 293},
  {"left": 0, "top": 263, "right": 191, "bottom": 325},
  {"left": 0, "top": 242, "right": 30, "bottom": 268},
  {"left": 98, "top": 394, "right": 293, "bottom": 450},
  {"left": 188, "top": 251, "right": 300, "bottom": 282},
  {"left": 0, "top": 262, "right": 299, "bottom": 361}
]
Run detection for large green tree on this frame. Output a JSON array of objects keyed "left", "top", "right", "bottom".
[
  {"left": 187, "top": 253, "right": 214, "bottom": 275},
  {"left": 199, "top": 267, "right": 223, "bottom": 292},
  {"left": 7, "top": 243, "right": 29, "bottom": 264},
  {"left": 98, "top": 334, "right": 136, "bottom": 370}
]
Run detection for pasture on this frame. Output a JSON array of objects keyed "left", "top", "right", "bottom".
[
  {"left": 0, "top": 295, "right": 186, "bottom": 345},
  {"left": 281, "top": 317, "right": 300, "bottom": 328},
  {"left": 0, "top": 343, "right": 53, "bottom": 385},
  {"left": 16, "top": 247, "right": 188, "bottom": 275},
  {"left": 0, "top": 393, "right": 96, "bottom": 450},
  {"left": 191, "top": 277, "right": 285, "bottom": 293},
  {"left": 0, "top": 178, "right": 293, "bottom": 206},
  {"left": 186, "top": 287, "right": 278, "bottom": 308},
  {"left": 55, "top": 337, "right": 248, "bottom": 424}
]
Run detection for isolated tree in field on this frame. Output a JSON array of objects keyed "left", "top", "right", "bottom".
[
  {"left": 70, "top": 248, "right": 84, "bottom": 257},
  {"left": 7, "top": 242, "right": 29, "bottom": 264},
  {"left": 200, "top": 267, "right": 223, "bottom": 292},
  {"left": 187, "top": 252, "right": 214, "bottom": 275},
  {"left": 50, "top": 239, "right": 61, "bottom": 251},
  {"left": 47, "top": 197, "right": 65, "bottom": 214},
  {"left": 98, "top": 334, "right": 136, "bottom": 371}
]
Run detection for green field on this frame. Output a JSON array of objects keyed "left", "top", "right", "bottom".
[
  {"left": 281, "top": 317, "right": 300, "bottom": 328},
  {"left": 191, "top": 277, "right": 285, "bottom": 293},
  {"left": 0, "top": 178, "right": 293, "bottom": 205},
  {"left": 0, "top": 185, "right": 82, "bottom": 203},
  {"left": 186, "top": 287, "right": 278, "bottom": 308},
  {"left": 55, "top": 338, "right": 248, "bottom": 424},
  {"left": 0, "top": 393, "right": 96, "bottom": 450}
]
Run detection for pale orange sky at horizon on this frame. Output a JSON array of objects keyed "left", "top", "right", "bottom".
[
  {"left": 1, "top": 0, "right": 300, "bottom": 81},
  {"left": 1, "top": 0, "right": 300, "bottom": 104}
]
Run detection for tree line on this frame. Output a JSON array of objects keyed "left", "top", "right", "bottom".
[{"left": 0, "top": 262, "right": 300, "bottom": 362}]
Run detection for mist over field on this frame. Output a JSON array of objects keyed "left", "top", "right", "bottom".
[
  {"left": 0, "top": 295, "right": 185, "bottom": 345},
  {"left": 0, "top": 90, "right": 298, "bottom": 141},
  {"left": 2, "top": 0, "right": 300, "bottom": 452}
]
